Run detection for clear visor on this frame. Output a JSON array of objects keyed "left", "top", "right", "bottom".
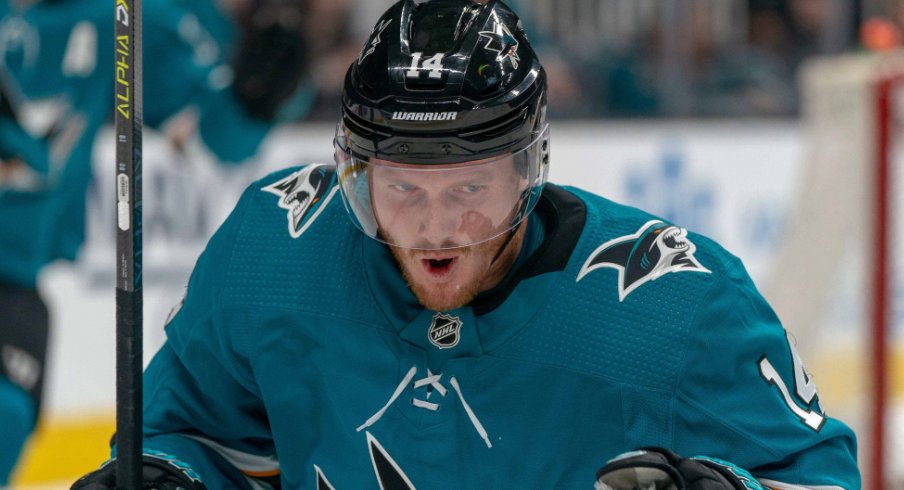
[{"left": 335, "top": 124, "right": 549, "bottom": 250}]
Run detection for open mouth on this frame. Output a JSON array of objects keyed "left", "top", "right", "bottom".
[{"left": 421, "top": 257, "right": 457, "bottom": 276}]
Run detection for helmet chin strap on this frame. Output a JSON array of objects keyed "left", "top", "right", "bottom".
[
  {"left": 488, "top": 221, "right": 522, "bottom": 267},
  {"left": 489, "top": 190, "right": 533, "bottom": 266}
]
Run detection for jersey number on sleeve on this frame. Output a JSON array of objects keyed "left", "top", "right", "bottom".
[{"left": 757, "top": 332, "right": 825, "bottom": 431}]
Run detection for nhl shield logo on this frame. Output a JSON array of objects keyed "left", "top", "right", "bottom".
[{"left": 428, "top": 312, "right": 461, "bottom": 349}]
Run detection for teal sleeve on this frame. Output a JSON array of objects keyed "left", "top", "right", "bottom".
[
  {"left": 196, "top": 89, "right": 270, "bottom": 164},
  {"left": 142, "top": 3, "right": 210, "bottom": 129},
  {"left": 142, "top": 0, "right": 270, "bottom": 163},
  {"left": 0, "top": 115, "right": 49, "bottom": 175},
  {"left": 141, "top": 187, "right": 278, "bottom": 487},
  {"left": 142, "top": 345, "right": 260, "bottom": 489},
  {"left": 673, "top": 256, "right": 859, "bottom": 489}
]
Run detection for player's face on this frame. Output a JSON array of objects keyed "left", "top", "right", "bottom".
[
  {"left": 335, "top": 123, "right": 548, "bottom": 253},
  {"left": 370, "top": 158, "right": 526, "bottom": 310},
  {"left": 369, "top": 156, "right": 523, "bottom": 249}
]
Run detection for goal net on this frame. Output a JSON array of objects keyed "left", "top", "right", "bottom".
[{"left": 763, "top": 51, "right": 904, "bottom": 489}]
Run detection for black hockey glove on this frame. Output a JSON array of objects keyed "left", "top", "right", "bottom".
[
  {"left": 595, "top": 447, "right": 765, "bottom": 490},
  {"left": 1, "top": 71, "right": 18, "bottom": 119},
  {"left": 1, "top": 84, "right": 14, "bottom": 119},
  {"left": 232, "top": 0, "right": 308, "bottom": 122},
  {"left": 71, "top": 451, "right": 207, "bottom": 490}
]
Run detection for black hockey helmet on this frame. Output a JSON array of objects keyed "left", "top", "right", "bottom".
[{"left": 335, "top": 0, "right": 549, "bottom": 250}]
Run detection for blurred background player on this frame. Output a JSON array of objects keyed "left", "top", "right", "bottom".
[
  {"left": 0, "top": 72, "right": 51, "bottom": 487},
  {"left": 0, "top": 0, "right": 309, "bottom": 483}
]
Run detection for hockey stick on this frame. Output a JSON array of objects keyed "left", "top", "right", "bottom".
[{"left": 114, "top": 0, "right": 143, "bottom": 487}]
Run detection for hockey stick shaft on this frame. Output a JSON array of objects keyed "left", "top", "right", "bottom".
[{"left": 114, "top": 0, "right": 143, "bottom": 488}]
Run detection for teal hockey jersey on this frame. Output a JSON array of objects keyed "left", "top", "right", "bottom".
[
  {"left": 0, "top": 0, "right": 270, "bottom": 287},
  {"left": 143, "top": 165, "right": 859, "bottom": 489}
]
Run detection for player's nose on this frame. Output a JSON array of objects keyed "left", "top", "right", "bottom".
[{"left": 415, "top": 197, "right": 460, "bottom": 246}]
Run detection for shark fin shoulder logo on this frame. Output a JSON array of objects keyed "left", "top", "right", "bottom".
[
  {"left": 262, "top": 164, "right": 339, "bottom": 239},
  {"left": 577, "top": 220, "right": 711, "bottom": 301}
]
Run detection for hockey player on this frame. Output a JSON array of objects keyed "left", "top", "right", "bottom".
[
  {"left": 0, "top": 74, "right": 52, "bottom": 486},
  {"left": 0, "top": 0, "right": 306, "bottom": 483},
  {"left": 73, "top": 0, "right": 860, "bottom": 488}
]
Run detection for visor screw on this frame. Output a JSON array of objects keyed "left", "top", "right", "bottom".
[
  {"left": 399, "top": 144, "right": 409, "bottom": 154},
  {"left": 441, "top": 143, "right": 452, "bottom": 154}
]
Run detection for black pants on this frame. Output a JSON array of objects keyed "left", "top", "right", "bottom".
[{"left": 0, "top": 281, "right": 49, "bottom": 419}]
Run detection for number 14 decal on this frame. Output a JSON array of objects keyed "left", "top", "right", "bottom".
[
  {"left": 406, "top": 52, "right": 444, "bottom": 79},
  {"left": 758, "top": 331, "right": 825, "bottom": 431}
]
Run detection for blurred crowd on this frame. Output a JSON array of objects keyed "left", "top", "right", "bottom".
[{"left": 291, "top": 0, "right": 904, "bottom": 119}]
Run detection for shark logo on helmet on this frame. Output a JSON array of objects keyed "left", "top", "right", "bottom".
[
  {"left": 358, "top": 19, "right": 392, "bottom": 65},
  {"left": 577, "top": 220, "right": 711, "bottom": 301},
  {"left": 262, "top": 164, "right": 339, "bottom": 239},
  {"left": 478, "top": 22, "right": 520, "bottom": 69}
]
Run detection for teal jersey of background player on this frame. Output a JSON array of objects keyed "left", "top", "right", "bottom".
[
  {"left": 0, "top": 0, "right": 270, "bottom": 288},
  {"left": 141, "top": 164, "right": 860, "bottom": 489}
]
